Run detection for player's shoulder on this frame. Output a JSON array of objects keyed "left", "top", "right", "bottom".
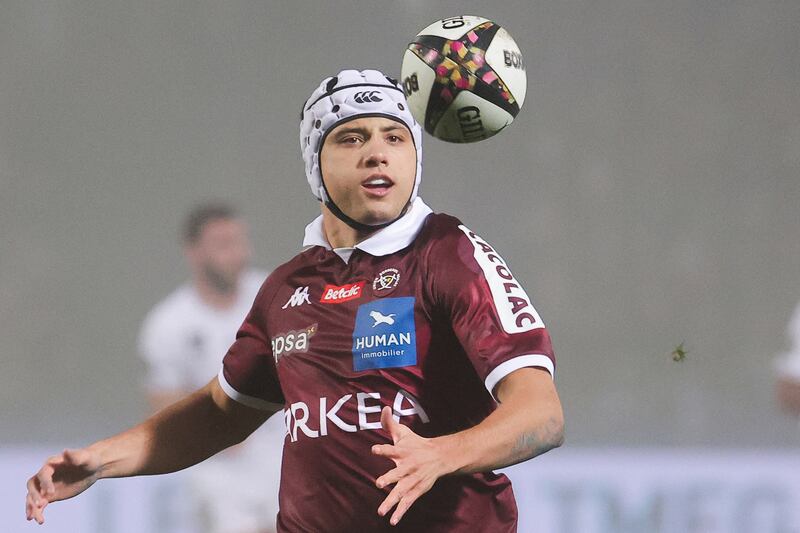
[
  {"left": 417, "top": 211, "right": 467, "bottom": 246},
  {"left": 240, "top": 269, "right": 269, "bottom": 297},
  {"left": 138, "top": 283, "right": 197, "bottom": 344},
  {"left": 417, "top": 212, "right": 514, "bottom": 280},
  {"left": 143, "top": 283, "right": 195, "bottom": 325},
  {"left": 242, "top": 269, "right": 269, "bottom": 286},
  {"left": 417, "top": 211, "right": 495, "bottom": 256}
]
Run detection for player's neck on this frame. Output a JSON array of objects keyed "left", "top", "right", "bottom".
[
  {"left": 193, "top": 276, "right": 239, "bottom": 310},
  {"left": 321, "top": 208, "right": 376, "bottom": 249}
]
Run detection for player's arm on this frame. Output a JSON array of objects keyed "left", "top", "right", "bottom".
[
  {"left": 147, "top": 390, "right": 190, "bottom": 412},
  {"left": 372, "top": 367, "right": 563, "bottom": 525},
  {"left": 26, "top": 377, "right": 275, "bottom": 525},
  {"left": 441, "top": 367, "right": 563, "bottom": 471}
]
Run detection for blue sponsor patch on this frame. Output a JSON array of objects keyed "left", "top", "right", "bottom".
[{"left": 352, "top": 297, "right": 417, "bottom": 371}]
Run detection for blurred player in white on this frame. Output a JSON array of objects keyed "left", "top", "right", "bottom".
[
  {"left": 139, "top": 202, "right": 282, "bottom": 533},
  {"left": 775, "top": 302, "right": 800, "bottom": 417}
]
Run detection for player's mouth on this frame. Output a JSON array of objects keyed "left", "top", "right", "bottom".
[{"left": 361, "top": 174, "right": 394, "bottom": 197}]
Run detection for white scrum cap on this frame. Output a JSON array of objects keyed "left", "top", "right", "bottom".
[{"left": 300, "top": 69, "right": 423, "bottom": 209}]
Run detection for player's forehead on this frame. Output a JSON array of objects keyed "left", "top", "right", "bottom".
[
  {"left": 198, "top": 217, "right": 247, "bottom": 241},
  {"left": 327, "top": 116, "right": 410, "bottom": 137}
]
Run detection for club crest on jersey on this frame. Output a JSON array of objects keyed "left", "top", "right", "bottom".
[
  {"left": 320, "top": 281, "right": 366, "bottom": 304},
  {"left": 272, "top": 323, "right": 317, "bottom": 363},
  {"left": 372, "top": 268, "right": 400, "bottom": 296},
  {"left": 282, "top": 286, "right": 311, "bottom": 309},
  {"left": 458, "top": 225, "right": 544, "bottom": 334},
  {"left": 352, "top": 297, "right": 416, "bottom": 371}
]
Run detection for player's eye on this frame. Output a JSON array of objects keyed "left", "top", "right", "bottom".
[
  {"left": 339, "top": 135, "right": 362, "bottom": 144},
  {"left": 386, "top": 134, "right": 403, "bottom": 143}
]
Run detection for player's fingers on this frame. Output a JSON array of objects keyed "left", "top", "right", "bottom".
[
  {"left": 375, "top": 466, "right": 405, "bottom": 490},
  {"left": 26, "top": 491, "right": 48, "bottom": 523},
  {"left": 37, "top": 465, "right": 56, "bottom": 497},
  {"left": 389, "top": 488, "right": 422, "bottom": 526},
  {"left": 27, "top": 493, "right": 46, "bottom": 525},
  {"left": 26, "top": 475, "right": 42, "bottom": 502},
  {"left": 392, "top": 472, "right": 440, "bottom": 525},
  {"left": 34, "top": 502, "right": 47, "bottom": 525},
  {"left": 28, "top": 467, "right": 52, "bottom": 501},
  {"left": 380, "top": 406, "right": 401, "bottom": 442},
  {"left": 377, "top": 488, "right": 401, "bottom": 517},
  {"left": 371, "top": 443, "right": 398, "bottom": 459},
  {"left": 25, "top": 492, "right": 35, "bottom": 520},
  {"left": 377, "top": 476, "right": 416, "bottom": 517}
]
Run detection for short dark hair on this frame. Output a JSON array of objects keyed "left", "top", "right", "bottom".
[{"left": 183, "top": 202, "right": 238, "bottom": 244}]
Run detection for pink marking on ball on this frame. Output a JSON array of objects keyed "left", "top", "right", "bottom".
[
  {"left": 482, "top": 71, "right": 498, "bottom": 84},
  {"left": 467, "top": 31, "right": 478, "bottom": 43},
  {"left": 436, "top": 65, "right": 449, "bottom": 77},
  {"left": 455, "top": 77, "right": 470, "bottom": 89}
]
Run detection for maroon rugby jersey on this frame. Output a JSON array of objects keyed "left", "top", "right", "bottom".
[{"left": 219, "top": 198, "right": 555, "bottom": 532}]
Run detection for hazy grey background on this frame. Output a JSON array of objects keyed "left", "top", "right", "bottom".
[{"left": 2, "top": 0, "right": 798, "bottom": 447}]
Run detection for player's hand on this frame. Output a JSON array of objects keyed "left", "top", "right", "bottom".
[
  {"left": 26, "top": 448, "right": 102, "bottom": 524},
  {"left": 371, "top": 406, "right": 453, "bottom": 526}
]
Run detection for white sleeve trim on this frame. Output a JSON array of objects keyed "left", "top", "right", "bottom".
[
  {"left": 217, "top": 369, "right": 283, "bottom": 411},
  {"left": 484, "top": 354, "right": 555, "bottom": 401}
]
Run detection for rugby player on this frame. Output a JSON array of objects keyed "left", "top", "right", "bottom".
[{"left": 26, "top": 69, "right": 564, "bottom": 532}]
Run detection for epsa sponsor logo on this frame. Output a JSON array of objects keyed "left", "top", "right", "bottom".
[
  {"left": 352, "top": 297, "right": 416, "bottom": 371},
  {"left": 271, "top": 323, "right": 317, "bottom": 363},
  {"left": 458, "top": 225, "right": 544, "bottom": 334},
  {"left": 319, "top": 281, "right": 365, "bottom": 304},
  {"left": 284, "top": 389, "right": 429, "bottom": 442}
]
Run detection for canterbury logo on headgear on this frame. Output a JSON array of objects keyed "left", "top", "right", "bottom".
[
  {"left": 353, "top": 91, "right": 384, "bottom": 103},
  {"left": 304, "top": 81, "right": 401, "bottom": 110}
]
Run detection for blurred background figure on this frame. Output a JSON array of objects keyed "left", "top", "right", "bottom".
[
  {"left": 776, "top": 303, "right": 800, "bottom": 417},
  {"left": 138, "top": 202, "right": 282, "bottom": 533}
]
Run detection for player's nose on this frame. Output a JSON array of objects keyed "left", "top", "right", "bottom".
[
  {"left": 364, "top": 152, "right": 388, "bottom": 167},
  {"left": 363, "top": 140, "right": 389, "bottom": 167}
]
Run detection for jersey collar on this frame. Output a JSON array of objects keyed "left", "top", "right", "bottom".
[{"left": 302, "top": 198, "right": 433, "bottom": 260}]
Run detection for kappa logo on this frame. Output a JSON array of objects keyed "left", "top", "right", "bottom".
[
  {"left": 282, "top": 286, "right": 311, "bottom": 309},
  {"left": 320, "top": 281, "right": 366, "bottom": 304},
  {"left": 370, "top": 311, "right": 396, "bottom": 327},
  {"left": 373, "top": 268, "right": 400, "bottom": 294},
  {"left": 353, "top": 91, "right": 383, "bottom": 103}
]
